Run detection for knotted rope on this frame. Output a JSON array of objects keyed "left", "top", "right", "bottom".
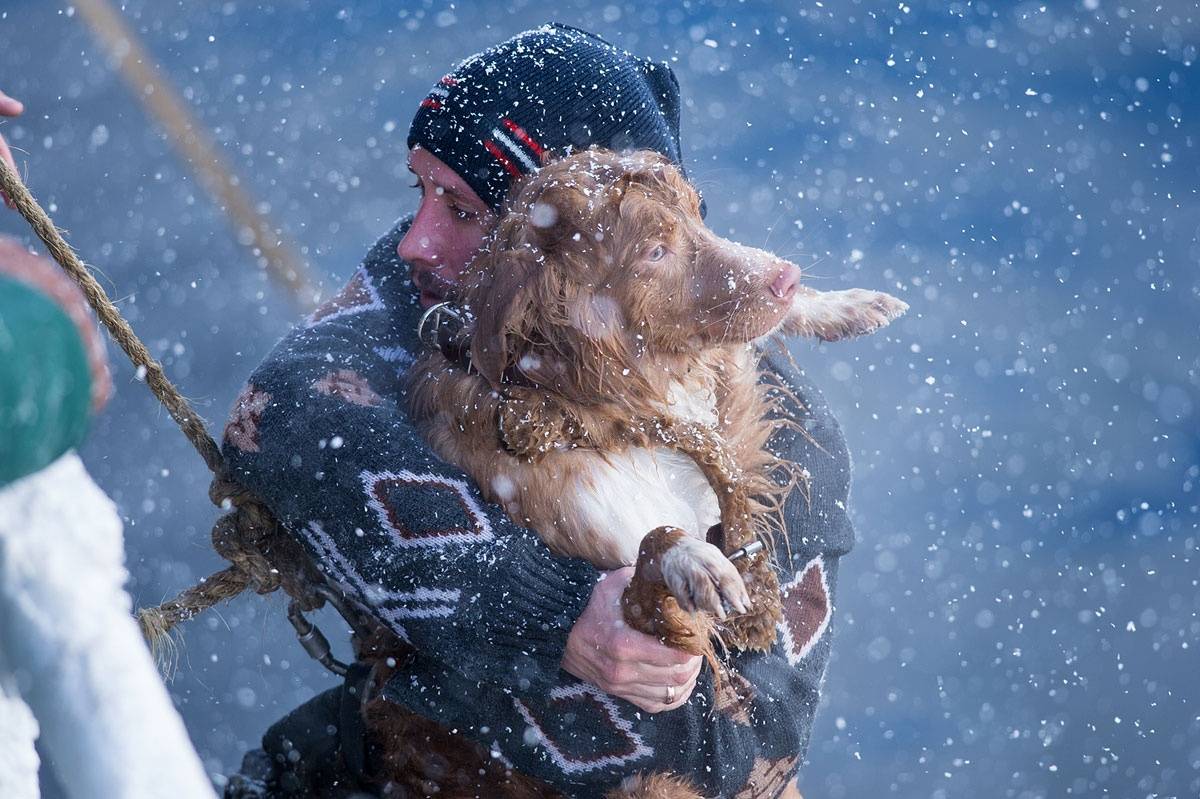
[{"left": 0, "top": 156, "right": 324, "bottom": 669}]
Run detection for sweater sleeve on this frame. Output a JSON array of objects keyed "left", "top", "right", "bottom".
[
  {"left": 220, "top": 217, "right": 599, "bottom": 692},
  {"left": 379, "top": 352, "right": 856, "bottom": 798}
]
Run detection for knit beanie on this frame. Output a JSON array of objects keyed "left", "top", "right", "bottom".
[{"left": 407, "top": 22, "right": 705, "bottom": 217}]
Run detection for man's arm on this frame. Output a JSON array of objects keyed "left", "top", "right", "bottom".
[
  {"left": 223, "top": 217, "right": 852, "bottom": 793},
  {"left": 379, "top": 355, "right": 855, "bottom": 797}
]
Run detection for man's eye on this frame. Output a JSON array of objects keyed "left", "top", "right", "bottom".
[
  {"left": 451, "top": 205, "right": 477, "bottom": 222},
  {"left": 646, "top": 244, "right": 668, "bottom": 262}
]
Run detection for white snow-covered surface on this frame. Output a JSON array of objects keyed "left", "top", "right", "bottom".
[
  {"left": 0, "top": 679, "right": 40, "bottom": 799},
  {"left": 0, "top": 453, "right": 216, "bottom": 799}
]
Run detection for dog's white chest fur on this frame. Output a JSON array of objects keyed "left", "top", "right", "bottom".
[
  {"left": 566, "top": 378, "right": 721, "bottom": 566},
  {"left": 570, "top": 447, "right": 720, "bottom": 565}
]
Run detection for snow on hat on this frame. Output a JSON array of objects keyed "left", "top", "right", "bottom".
[{"left": 407, "top": 22, "right": 705, "bottom": 217}]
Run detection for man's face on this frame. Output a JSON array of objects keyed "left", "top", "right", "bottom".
[{"left": 398, "top": 146, "right": 498, "bottom": 308}]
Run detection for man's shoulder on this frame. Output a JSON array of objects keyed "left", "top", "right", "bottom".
[
  {"left": 362, "top": 213, "right": 415, "bottom": 270},
  {"left": 297, "top": 213, "right": 420, "bottom": 337},
  {"left": 357, "top": 213, "right": 416, "bottom": 295}
]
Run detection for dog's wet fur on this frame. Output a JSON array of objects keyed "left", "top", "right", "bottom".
[{"left": 364, "top": 148, "right": 906, "bottom": 799}]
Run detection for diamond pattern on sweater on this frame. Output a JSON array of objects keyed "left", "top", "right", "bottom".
[
  {"left": 307, "top": 267, "right": 384, "bottom": 325},
  {"left": 361, "top": 469, "right": 495, "bottom": 548},
  {"left": 776, "top": 556, "right": 831, "bottom": 667},
  {"left": 373, "top": 345, "right": 415, "bottom": 375},
  {"left": 732, "top": 754, "right": 800, "bottom": 799},
  {"left": 313, "top": 368, "right": 383, "bottom": 407},
  {"left": 512, "top": 683, "right": 652, "bottom": 775},
  {"left": 224, "top": 384, "right": 271, "bottom": 453},
  {"left": 714, "top": 669, "right": 756, "bottom": 726},
  {"left": 303, "top": 519, "right": 465, "bottom": 647}
]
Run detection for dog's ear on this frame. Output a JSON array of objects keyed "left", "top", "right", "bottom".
[
  {"left": 523, "top": 180, "right": 594, "bottom": 254},
  {"left": 466, "top": 246, "right": 539, "bottom": 388},
  {"left": 523, "top": 149, "right": 640, "bottom": 255},
  {"left": 783, "top": 286, "right": 909, "bottom": 342}
]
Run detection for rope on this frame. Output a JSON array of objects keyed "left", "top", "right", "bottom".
[
  {"left": 0, "top": 158, "right": 223, "bottom": 474},
  {"left": 0, "top": 153, "right": 323, "bottom": 669},
  {"left": 73, "top": 0, "right": 316, "bottom": 311}
]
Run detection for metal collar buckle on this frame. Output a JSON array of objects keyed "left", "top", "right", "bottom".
[{"left": 417, "top": 300, "right": 466, "bottom": 350}]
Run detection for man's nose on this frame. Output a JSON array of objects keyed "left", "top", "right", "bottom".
[
  {"left": 398, "top": 230, "right": 435, "bottom": 264},
  {"left": 397, "top": 212, "right": 441, "bottom": 265},
  {"left": 770, "top": 263, "right": 802, "bottom": 300}
]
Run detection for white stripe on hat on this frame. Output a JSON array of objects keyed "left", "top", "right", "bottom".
[
  {"left": 492, "top": 127, "right": 539, "bottom": 172},
  {"left": 430, "top": 86, "right": 449, "bottom": 98}
]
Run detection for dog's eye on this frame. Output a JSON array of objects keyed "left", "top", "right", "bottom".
[{"left": 646, "top": 244, "right": 668, "bottom": 262}]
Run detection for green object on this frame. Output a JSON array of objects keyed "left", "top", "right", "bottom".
[{"left": 0, "top": 274, "right": 93, "bottom": 487}]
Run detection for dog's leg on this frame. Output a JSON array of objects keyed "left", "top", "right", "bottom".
[
  {"left": 621, "top": 527, "right": 749, "bottom": 653},
  {"left": 782, "top": 285, "right": 908, "bottom": 342},
  {"left": 638, "top": 528, "right": 750, "bottom": 620},
  {"left": 641, "top": 422, "right": 784, "bottom": 652}
]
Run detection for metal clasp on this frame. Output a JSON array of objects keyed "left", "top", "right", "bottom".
[
  {"left": 286, "top": 584, "right": 374, "bottom": 677},
  {"left": 728, "top": 538, "right": 765, "bottom": 562},
  {"left": 287, "top": 600, "right": 349, "bottom": 677},
  {"left": 416, "top": 300, "right": 465, "bottom": 350}
]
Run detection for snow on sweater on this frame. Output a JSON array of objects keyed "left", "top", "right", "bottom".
[{"left": 221, "top": 216, "right": 856, "bottom": 798}]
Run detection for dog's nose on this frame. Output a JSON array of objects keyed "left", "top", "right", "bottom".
[{"left": 770, "top": 264, "right": 802, "bottom": 300}]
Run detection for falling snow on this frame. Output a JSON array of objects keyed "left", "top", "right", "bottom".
[{"left": 1, "top": 2, "right": 1196, "bottom": 798}]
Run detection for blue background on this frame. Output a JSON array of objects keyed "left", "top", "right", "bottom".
[{"left": 2, "top": 1, "right": 1196, "bottom": 796}]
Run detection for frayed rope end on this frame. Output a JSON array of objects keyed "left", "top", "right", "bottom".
[{"left": 138, "top": 605, "right": 183, "bottom": 681}]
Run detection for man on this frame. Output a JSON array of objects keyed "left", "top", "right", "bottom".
[{"left": 224, "top": 24, "right": 852, "bottom": 798}]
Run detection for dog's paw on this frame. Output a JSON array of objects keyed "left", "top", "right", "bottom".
[
  {"left": 867, "top": 290, "right": 909, "bottom": 321},
  {"left": 787, "top": 287, "right": 908, "bottom": 342},
  {"left": 660, "top": 537, "right": 750, "bottom": 619},
  {"left": 863, "top": 290, "right": 909, "bottom": 328},
  {"left": 825, "top": 289, "right": 908, "bottom": 340}
]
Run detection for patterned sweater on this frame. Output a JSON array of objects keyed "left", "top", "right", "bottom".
[{"left": 222, "top": 215, "right": 856, "bottom": 798}]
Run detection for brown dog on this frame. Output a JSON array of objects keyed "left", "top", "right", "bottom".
[{"left": 367, "top": 148, "right": 906, "bottom": 798}]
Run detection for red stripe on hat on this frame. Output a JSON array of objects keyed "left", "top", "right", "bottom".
[
  {"left": 501, "top": 118, "right": 544, "bottom": 157},
  {"left": 420, "top": 98, "right": 442, "bottom": 110},
  {"left": 484, "top": 140, "right": 523, "bottom": 177},
  {"left": 440, "top": 75, "right": 459, "bottom": 86}
]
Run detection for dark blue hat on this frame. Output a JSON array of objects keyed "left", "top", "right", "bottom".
[{"left": 407, "top": 23, "right": 705, "bottom": 217}]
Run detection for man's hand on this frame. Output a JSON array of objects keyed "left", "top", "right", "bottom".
[
  {"left": 0, "top": 89, "right": 25, "bottom": 208},
  {"left": 562, "top": 566, "right": 702, "bottom": 713}
]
